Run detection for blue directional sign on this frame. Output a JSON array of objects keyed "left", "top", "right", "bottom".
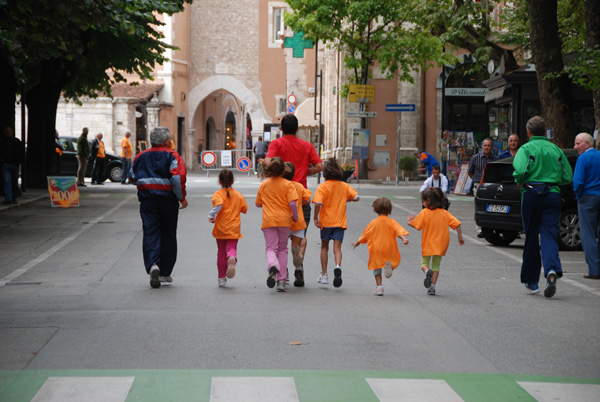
[
  {"left": 386, "top": 104, "right": 416, "bottom": 112},
  {"left": 288, "top": 105, "right": 296, "bottom": 114},
  {"left": 236, "top": 157, "right": 252, "bottom": 172}
]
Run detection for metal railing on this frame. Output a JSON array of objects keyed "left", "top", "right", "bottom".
[{"left": 199, "top": 149, "right": 255, "bottom": 176}]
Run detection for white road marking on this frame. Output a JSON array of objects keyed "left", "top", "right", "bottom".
[
  {"left": 0, "top": 197, "right": 132, "bottom": 287},
  {"left": 31, "top": 377, "right": 134, "bottom": 402},
  {"left": 210, "top": 377, "right": 299, "bottom": 402},
  {"left": 366, "top": 378, "right": 465, "bottom": 402},
  {"left": 518, "top": 382, "right": 600, "bottom": 402}
]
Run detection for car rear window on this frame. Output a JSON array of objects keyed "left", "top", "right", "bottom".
[{"left": 482, "top": 163, "right": 515, "bottom": 184}]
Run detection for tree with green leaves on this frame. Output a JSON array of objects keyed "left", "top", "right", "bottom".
[{"left": 0, "top": 0, "right": 192, "bottom": 188}]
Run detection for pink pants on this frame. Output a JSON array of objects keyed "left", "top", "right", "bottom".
[
  {"left": 262, "top": 226, "right": 290, "bottom": 281},
  {"left": 216, "top": 239, "right": 238, "bottom": 278}
]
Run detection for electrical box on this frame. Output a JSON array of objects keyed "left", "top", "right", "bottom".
[
  {"left": 375, "top": 135, "right": 387, "bottom": 147},
  {"left": 373, "top": 151, "right": 390, "bottom": 167}
]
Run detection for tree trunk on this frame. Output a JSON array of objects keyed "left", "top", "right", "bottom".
[
  {"left": 0, "top": 55, "right": 17, "bottom": 132},
  {"left": 25, "top": 86, "right": 61, "bottom": 188},
  {"left": 586, "top": 0, "right": 600, "bottom": 144},
  {"left": 527, "top": 0, "right": 576, "bottom": 148}
]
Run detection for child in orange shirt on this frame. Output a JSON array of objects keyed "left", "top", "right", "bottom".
[
  {"left": 256, "top": 157, "right": 299, "bottom": 292},
  {"left": 313, "top": 158, "right": 360, "bottom": 287},
  {"left": 284, "top": 162, "right": 312, "bottom": 287},
  {"left": 407, "top": 188, "right": 464, "bottom": 295},
  {"left": 208, "top": 169, "right": 248, "bottom": 287},
  {"left": 351, "top": 197, "right": 409, "bottom": 296}
]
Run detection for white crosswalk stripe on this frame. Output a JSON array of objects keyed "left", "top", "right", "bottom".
[
  {"left": 518, "top": 381, "right": 600, "bottom": 402},
  {"left": 366, "top": 378, "right": 465, "bottom": 402},
  {"left": 210, "top": 377, "right": 299, "bottom": 402},
  {"left": 31, "top": 377, "right": 134, "bottom": 402}
]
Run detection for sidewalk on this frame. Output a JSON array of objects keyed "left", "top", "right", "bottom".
[{"left": 0, "top": 187, "right": 48, "bottom": 211}]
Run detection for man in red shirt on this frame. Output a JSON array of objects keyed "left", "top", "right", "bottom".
[{"left": 264, "top": 114, "right": 323, "bottom": 286}]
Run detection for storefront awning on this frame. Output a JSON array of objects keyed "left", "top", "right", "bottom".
[
  {"left": 484, "top": 87, "right": 507, "bottom": 103},
  {"left": 295, "top": 97, "right": 320, "bottom": 128}
]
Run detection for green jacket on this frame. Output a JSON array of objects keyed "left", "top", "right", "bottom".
[
  {"left": 77, "top": 134, "right": 91, "bottom": 158},
  {"left": 512, "top": 136, "right": 572, "bottom": 193}
]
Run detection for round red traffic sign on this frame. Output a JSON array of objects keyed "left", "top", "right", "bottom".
[
  {"left": 202, "top": 151, "right": 216, "bottom": 166},
  {"left": 287, "top": 94, "right": 297, "bottom": 104},
  {"left": 236, "top": 157, "right": 252, "bottom": 172}
]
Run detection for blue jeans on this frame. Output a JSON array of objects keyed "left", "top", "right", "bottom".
[
  {"left": 121, "top": 157, "right": 131, "bottom": 183},
  {"left": 2, "top": 162, "right": 19, "bottom": 202},
  {"left": 520, "top": 191, "right": 562, "bottom": 285},
  {"left": 578, "top": 194, "right": 600, "bottom": 276},
  {"left": 139, "top": 197, "right": 180, "bottom": 276},
  {"left": 440, "top": 159, "right": 448, "bottom": 176}
]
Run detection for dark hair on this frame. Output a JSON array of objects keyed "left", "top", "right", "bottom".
[
  {"left": 219, "top": 169, "right": 234, "bottom": 197},
  {"left": 526, "top": 116, "right": 546, "bottom": 137},
  {"left": 421, "top": 188, "right": 444, "bottom": 210},
  {"left": 281, "top": 114, "right": 298, "bottom": 135},
  {"left": 283, "top": 161, "right": 295, "bottom": 181},
  {"left": 482, "top": 137, "right": 493, "bottom": 145},
  {"left": 432, "top": 164, "right": 440, "bottom": 171},
  {"left": 372, "top": 197, "right": 392, "bottom": 215},
  {"left": 323, "top": 157, "right": 343, "bottom": 180},
  {"left": 264, "top": 156, "right": 285, "bottom": 177}
]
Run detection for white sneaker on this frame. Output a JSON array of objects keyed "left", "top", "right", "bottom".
[
  {"left": 159, "top": 275, "right": 172, "bottom": 283},
  {"left": 149, "top": 265, "right": 160, "bottom": 288},
  {"left": 292, "top": 245, "right": 302, "bottom": 268},
  {"left": 375, "top": 286, "right": 384, "bottom": 296},
  {"left": 226, "top": 256, "right": 236, "bottom": 279},
  {"left": 218, "top": 278, "right": 227, "bottom": 287},
  {"left": 317, "top": 273, "right": 328, "bottom": 284},
  {"left": 384, "top": 261, "right": 393, "bottom": 278},
  {"left": 277, "top": 280, "right": 286, "bottom": 292}
]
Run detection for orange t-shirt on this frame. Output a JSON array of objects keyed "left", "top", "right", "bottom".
[
  {"left": 408, "top": 208, "right": 461, "bottom": 256},
  {"left": 312, "top": 180, "right": 358, "bottom": 229},
  {"left": 97, "top": 141, "right": 105, "bottom": 158},
  {"left": 290, "top": 181, "right": 312, "bottom": 231},
  {"left": 357, "top": 215, "right": 409, "bottom": 270},
  {"left": 256, "top": 176, "right": 297, "bottom": 229},
  {"left": 121, "top": 137, "right": 133, "bottom": 158},
  {"left": 212, "top": 187, "right": 248, "bottom": 239}
]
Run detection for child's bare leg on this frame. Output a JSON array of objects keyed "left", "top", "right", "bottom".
[
  {"left": 375, "top": 273, "right": 382, "bottom": 287},
  {"left": 333, "top": 240, "right": 343, "bottom": 267},
  {"left": 320, "top": 241, "right": 329, "bottom": 274},
  {"left": 421, "top": 265, "right": 430, "bottom": 274},
  {"left": 432, "top": 271, "right": 440, "bottom": 285},
  {"left": 300, "top": 236, "right": 307, "bottom": 260}
]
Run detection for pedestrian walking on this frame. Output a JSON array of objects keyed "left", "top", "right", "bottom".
[
  {"left": 468, "top": 138, "right": 497, "bottom": 237},
  {"left": 512, "top": 116, "right": 572, "bottom": 297},
  {"left": 407, "top": 188, "right": 464, "bottom": 296},
  {"left": 1, "top": 127, "right": 24, "bottom": 204},
  {"left": 130, "top": 127, "right": 188, "bottom": 289},
  {"left": 438, "top": 130, "right": 450, "bottom": 176},
  {"left": 284, "top": 162, "right": 312, "bottom": 287},
  {"left": 208, "top": 169, "right": 248, "bottom": 288},
  {"left": 76, "top": 127, "right": 90, "bottom": 187},
  {"left": 264, "top": 114, "right": 323, "bottom": 277},
  {"left": 572, "top": 133, "right": 600, "bottom": 280},
  {"left": 351, "top": 197, "right": 409, "bottom": 296},
  {"left": 91, "top": 133, "right": 106, "bottom": 185},
  {"left": 255, "top": 157, "right": 298, "bottom": 292},
  {"left": 313, "top": 158, "right": 360, "bottom": 288},
  {"left": 121, "top": 131, "right": 133, "bottom": 184}
]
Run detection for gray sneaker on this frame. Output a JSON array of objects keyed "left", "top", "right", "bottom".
[
  {"left": 292, "top": 245, "right": 302, "bottom": 268},
  {"left": 544, "top": 270, "right": 558, "bottom": 298},
  {"left": 384, "top": 261, "right": 393, "bottom": 278},
  {"left": 149, "top": 265, "right": 161, "bottom": 288},
  {"left": 424, "top": 270, "right": 433, "bottom": 288},
  {"left": 277, "top": 280, "right": 286, "bottom": 292},
  {"left": 159, "top": 275, "right": 173, "bottom": 283}
]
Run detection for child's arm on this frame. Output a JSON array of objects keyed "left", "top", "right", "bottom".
[
  {"left": 208, "top": 205, "right": 222, "bottom": 223},
  {"left": 407, "top": 214, "right": 416, "bottom": 225},
  {"left": 289, "top": 200, "right": 299, "bottom": 222},
  {"left": 456, "top": 225, "right": 465, "bottom": 245},
  {"left": 313, "top": 203, "right": 322, "bottom": 228},
  {"left": 347, "top": 195, "right": 360, "bottom": 202},
  {"left": 399, "top": 235, "right": 409, "bottom": 246},
  {"left": 351, "top": 241, "right": 360, "bottom": 249}
]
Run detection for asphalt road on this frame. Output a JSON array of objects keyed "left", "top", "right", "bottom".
[{"left": 1, "top": 172, "right": 599, "bottom": 401}]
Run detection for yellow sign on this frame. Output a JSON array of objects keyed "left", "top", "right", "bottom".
[{"left": 348, "top": 85, "right": 375, "bottom": 104}]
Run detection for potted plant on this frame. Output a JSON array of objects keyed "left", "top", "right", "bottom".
[
  {"left": 398, "top": 155, "right": 418, "bottom": 181},
  {"left": 341, "top": 163, "right": 355, "bottom": 182}
]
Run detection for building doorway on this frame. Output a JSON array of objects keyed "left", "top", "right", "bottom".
[{"left": 225, "top": 111, "right": 236, "bottom": 149}]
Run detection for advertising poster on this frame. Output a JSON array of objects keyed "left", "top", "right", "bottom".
[
  {"left": 352, "top": 128, "right": 369, "bottom": 160},
  {"left": 47, "top": 176, "right": 80, "bottom": 208}
]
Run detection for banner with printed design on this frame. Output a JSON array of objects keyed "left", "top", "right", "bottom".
[{"left": 47, "top": 176, "right": 80, "bottom": 208}]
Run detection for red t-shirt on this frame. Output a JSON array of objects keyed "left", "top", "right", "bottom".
[{"left": 266, "top": 135, "right": 322, "bottom": 188}]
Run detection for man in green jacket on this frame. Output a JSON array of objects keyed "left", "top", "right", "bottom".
[
  {"left": 76, "top": 127, "right": 91, "bottom": 187},
  {"left": 513, "top": 116, "right": 572, "bottom": 298}
]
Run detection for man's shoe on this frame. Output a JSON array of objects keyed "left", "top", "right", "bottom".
[
  {"left": 267, "top": 266, "right": 277, "bottom": 288},
  {"left": 277, "top": 280, "right": 285, "bottom": 292},
  {"left": 292, "top": 245, "right": 302, "bottom": 268},
  {"left": 159, "top": 275, "right": 172, "bottom": 283},
  {"left": 583, "top": 274, "right": 600, "bottom": 280},
  {"left": 97, "top": 182, "right": 104, "bottom": 185},
  {"left": 333, "top": 267, "right": 343, "bottom": 288},
  {"left": 477, "top": 232, "right": 484, "bottom": 238},
  {"left": 77, "top": 183, "right": 87, "bottom": 187},
  {"left": 544, "top": 270, "right": 558, "bottom": 298},
  {"left": 149, "top": 265, "right": 161, "bottom": 288},
  {"left": 384, "top": 261, "right": 393, "bottom": 278},
  {"left": 2, "top": 200, "right": 12, "bottom": 205},
  {"left": 375, "top": 286, "right": 384, "bottom": 296},
  {"left": 293, "top": 267, "right": 305, "bottom": 287},
  {"left": 526, "top": 283, "right": 540, "bottom": 294},
  {"left": 317, "top": 273, "right": 328, "bottom": 284},
  {"left": 226, "top": 256, "right": 236, "bottom": 279},
  {"left": 424, "top": 270, "right": 433, "bottom": 288}
]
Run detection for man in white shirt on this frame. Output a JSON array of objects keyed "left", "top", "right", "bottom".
[{"left": 419, "top": 165, "right": 448, "bottom": 194}]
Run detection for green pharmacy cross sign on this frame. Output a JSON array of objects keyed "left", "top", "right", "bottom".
[{"left": 283, "top": 31, "right": 314, "bottom": 58}]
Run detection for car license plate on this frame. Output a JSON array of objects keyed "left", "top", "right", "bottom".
[{"left": 486, "top": 204, "right": 510, "bottom": 213}]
